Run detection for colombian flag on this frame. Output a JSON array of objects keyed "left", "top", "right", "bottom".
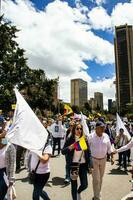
[
  {"left": 74, "top": 136, "right": 87, "bottom": 151},
  {"left": 64, "top": 104, "right": 73, "bottom": 115}
]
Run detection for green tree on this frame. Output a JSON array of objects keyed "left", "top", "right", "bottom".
[
  {"left": 0, "top": 17, "right": 57, "bottom": 113},
  {"left": 82, "top": 102, "right": 92, "bottom": 116},
  {"left": 72, "top": 105, "right": 80, "bottom": 114},
  {"left": 0, "top": 16, "right": 28, "bottom": 111}
]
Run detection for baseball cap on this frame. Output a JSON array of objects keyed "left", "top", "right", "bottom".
[{"left": 96, "top": 121, "right": 105, "bottom": 127}]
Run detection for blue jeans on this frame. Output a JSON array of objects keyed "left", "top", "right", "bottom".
[
  {"left": 71, "top": 163, "right": 88, "bottom": 200},
  {"left": 65, "top": 156, "right": 70, "bottom": 180},
  {"left": 0, "top": 168, "right": 8, "bottom": 200},
  {"left": 118, "top": 151, "right": 127, "bottom": 169},
  {"left": 33, "top": 173, "right": 50, "bottom": 200}
]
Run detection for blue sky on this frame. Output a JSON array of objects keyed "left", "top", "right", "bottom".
[{"left": 2, "top": 0, "right": 133, "bottom": 108}]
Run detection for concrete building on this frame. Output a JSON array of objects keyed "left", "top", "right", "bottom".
[
  {"left": 88, "top": 98, "right": 97, "bottom": 110},
  {"left": 114, "top": 25, "right": 133, "bottom": 113},
  {"left": 71, "top": 79, "right": 87, "bottom": 107},
  {"left": 108, "top": 99, "right": 113, "bottom": 112},
  {"left": 94, "top": 92, "right": 103, "bottom": 111}
]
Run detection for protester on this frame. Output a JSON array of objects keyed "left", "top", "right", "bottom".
[
  {"left": 125, "top": 123, "right": 131, "bottom": 163},
  {"left": 105, "top": 123, "right": 114, "bottom": 161},
  {"left": 0, "top": 119, "right": 16, "bottom": 200},
  {"left": 115, "top": 128, "right": 130, "bottom": 171},
  {"left": 113, "top": 136, "right": 133, "bottom": 154},
  {"left": 62, "top": 123, "right": 93, "bottom": 200},
  {"left": 50, "top": 117, "right": 65, "bottom": 156},
  {"left": 30, "top": 135, "right": 52, "bottom": 200},
  {"left": 63, "top": 121, "right": 75, "bottom": 184},
  {"left": 87, "top": 121, "right": 114, "bottom": 200}
]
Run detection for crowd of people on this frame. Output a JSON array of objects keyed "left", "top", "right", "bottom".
[{"left": 0, "top": 109, "right": 133, "bottom": 200}]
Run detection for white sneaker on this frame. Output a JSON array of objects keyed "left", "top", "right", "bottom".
[{"left": 77, "top": 193, "right": 81, "bottom": 200}]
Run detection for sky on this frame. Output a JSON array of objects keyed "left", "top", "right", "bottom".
[{"left": 2, "top": 0, "right": 133, "bottom": 109}]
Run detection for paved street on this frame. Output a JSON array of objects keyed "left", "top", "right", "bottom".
[{"left": 15, "top": 154, "right": 133, "bottom": 200}]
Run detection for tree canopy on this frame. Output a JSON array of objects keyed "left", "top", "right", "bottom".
[{"left": 0, "top": 16, "right": 57, "bottom": 113}]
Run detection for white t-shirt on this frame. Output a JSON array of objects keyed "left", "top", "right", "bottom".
[
  {"left": 73, "top": 150, "right": 85, "bottom": 163},
  {"left": 30, "top": 145, "right": 52, "bottom": 174},
  {"left": 87, "top": 132, "right": 112, "bottom": 159},
  {"left": 50, "top": 123, "right": 65, "bottom": 138}
]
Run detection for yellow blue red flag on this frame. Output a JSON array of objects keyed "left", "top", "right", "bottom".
[{"left": 64, "top": 104, "right": 73, "bottom": 115}]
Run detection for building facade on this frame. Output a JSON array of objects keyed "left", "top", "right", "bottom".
[
  {"left": 94, "top": 92, "right": 103, "bottom": 111},
  {"left": 108, "top": 99, "right": 113, "bottom": 112},
  {"left": 71, "top": 79, "right": 87, "bottom": 107},
  {"left": 89, "top": 98, "right": 97, "bottom": 110},
  {"left": 114, "top": 25, "right": 133, "bottom": 113}
]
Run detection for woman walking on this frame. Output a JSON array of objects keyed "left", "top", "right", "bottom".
[
  {"left": 30, "top": 136, "right": 52, "bottom": 200},
  {"left": 62, "top": 123, "right": 93, "bottom": 200}
]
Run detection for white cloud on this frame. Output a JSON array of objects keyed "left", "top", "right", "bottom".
[
  {"left": 111, "top": 2, "right": 133, "bottom": 26},
  {"left": 2, "top": 0, "right": 115, "bottom": 108},
  {"left": 88, "top": 2, "right": 133, "bottom": 31},
  {"left": 88, "top": 6, "right": 112, "bottom": 30}
]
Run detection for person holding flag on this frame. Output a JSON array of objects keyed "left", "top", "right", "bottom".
[
  {"left": 6, "top": 88, "right": 52, "bottom": 199},
  {"left": 62, "top": 123, "right": 93, "bottom": 200}
]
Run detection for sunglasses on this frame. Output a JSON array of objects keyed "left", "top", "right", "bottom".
[{"left": 76, "top": 127, "right": 82, "bottom": 131}]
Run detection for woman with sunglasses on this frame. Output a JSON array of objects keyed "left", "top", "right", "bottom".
[{"left": 62, "top": 123, "right": 93, "bottom": 200}]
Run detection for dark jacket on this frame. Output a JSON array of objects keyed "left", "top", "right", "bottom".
[{"left": 62, "top": 136, "right": 93, "bottom": 169}]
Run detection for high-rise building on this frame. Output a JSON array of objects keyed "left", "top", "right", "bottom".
[
  {"left": 114, "top": 25, "right": 133, "bottom": 113},
  {"left": 108, "top": 99, "right": 113, "bottom": 112},
  {"left": 94, "top": 92, "right": 103, "bottom": 111},
  {"left": 71, "top": 79, "right": 87, "bottom": 107},
  {"left": 88, "top": 98, "right": 97, "bottom": 110}
]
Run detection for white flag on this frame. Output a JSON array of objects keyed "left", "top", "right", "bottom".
[
  {"left": 81, "top": 112, "right": 90, "bottom": 137},
  {"left": 7, "top": 89, "right": 48, "bottom": 156},
  {"left": 116, "top": 113, "right": 131, "bottom": 140}
]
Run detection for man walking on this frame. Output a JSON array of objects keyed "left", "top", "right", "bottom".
[
  {"left": 50, "top": 117, "right": 65, "bottom": 156},
  {"left": 87, "top": 121, "right": 114, "bottom": 200}
]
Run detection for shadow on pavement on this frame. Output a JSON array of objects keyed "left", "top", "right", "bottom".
[
  {"left": 16, "top": 176, "right": 29, "bottom": 182},
  {"left": 51, "top": 177, "right": 65, "bottom": 186},
  {"left": 45, "top": 182, "right": 52, "bottom": 187},
  {"left": 108, "top": 168, "right": 128, "bottom": 175}
]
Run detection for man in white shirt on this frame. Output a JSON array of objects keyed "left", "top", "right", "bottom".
[
  {"left": 50, "top": 118, "right": 65, "bottom": 156},
  {"left": 87, "top": 121, "right": 114, "bottom": 200}
]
